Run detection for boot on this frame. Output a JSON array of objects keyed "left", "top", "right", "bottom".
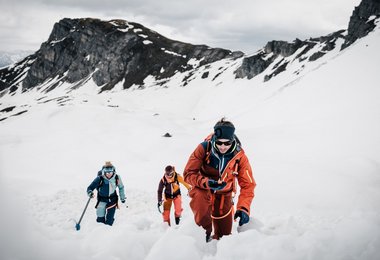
[
  {"left": 206, "top": 232, "right": 212, "bottom": 243},
  {"left": 105, "top": 218, "right": 114, "bottom": 226},
  {"left": 96, "top": 217, "right": 105, "bottom": 224},
  {"left": 175, "top": 217, "right": 180, "bottom": 225}
]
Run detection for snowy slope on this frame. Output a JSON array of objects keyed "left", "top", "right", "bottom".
[{"left": 1, "top": 23, "right": 380, "bottom": 260}]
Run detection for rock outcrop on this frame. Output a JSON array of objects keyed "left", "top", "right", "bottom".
[
  {"left": 342, "top": 0, "right": 380, "bottom": 49},
  {"left": 0, "top": 18, "right": 242, "bottom": 93}
]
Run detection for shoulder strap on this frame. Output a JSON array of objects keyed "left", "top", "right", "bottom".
[
  {"left": 97, "top": 176, "right": 104, "bottom": 189},
  {"left": 99, "top": 174, "right": 119, "bottom": 188},
  {"left": 204, "top": 141, "right": 212, "bottom": 164},
  {"left": 115, "top": 174, "right": 119, "bottom": 186},
  {"left": 233, "top": 158, "right": 240, "bottom": 173},
  {"left": 174, "top": 172, "right": 179, "bottom": 184}
]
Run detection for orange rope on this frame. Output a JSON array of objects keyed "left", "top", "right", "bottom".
[
  {"left": 106, "top": 203, "right": 117, "bottom": 210},
  {"left": 211, "top": 206, "right": 233, "bottom": 220}
]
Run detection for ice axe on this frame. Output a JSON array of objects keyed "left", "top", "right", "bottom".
[{"left": 75, "top": 197, "right": 92, "bottom": 231}]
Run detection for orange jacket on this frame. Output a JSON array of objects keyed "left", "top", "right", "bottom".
[{"left": 184, "top": 142, "right": 256, "bottom": 215}]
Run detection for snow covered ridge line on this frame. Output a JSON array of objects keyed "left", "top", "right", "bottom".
[
  {"left": 234, "top": 30, "right": 347, "bottom": 81},
  {"left": 0, "top": 0, "right": 379, "bottom": 98},
  {"left": 0, "top": 17, "right": 241, "bottom": 96}
]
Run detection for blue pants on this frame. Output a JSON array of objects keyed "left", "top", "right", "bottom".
[{"left": 96, "top": 201, "right": 116, "bottom": 226}]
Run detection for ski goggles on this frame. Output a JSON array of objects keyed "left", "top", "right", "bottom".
[
  {"left": 103, "top": 167, "right": 115, "bottom": 173},
  {"left": 215, "top": 140, "right": 233, "bottom": 146}
]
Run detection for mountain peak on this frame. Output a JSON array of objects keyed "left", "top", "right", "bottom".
[
  {"left": 342, "top": 0, "right": 380, "bottom": 48},
  {"left": 1, "top": 17, "right": 241, "bottom": 94},
  {"left": 1, "top": 1, "right": 379, "bottom": 97}
]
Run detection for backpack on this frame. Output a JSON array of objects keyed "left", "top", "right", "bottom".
[{"left": 161, "top": 171, "right": 182, "bottom": 199}]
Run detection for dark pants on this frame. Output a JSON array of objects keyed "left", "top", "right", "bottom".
[
  {"left": 96, "top": 201, "right": 117, "bottom": 226},
  {"left": 189, "top": 187, "right": 233, "bottom": 239}
]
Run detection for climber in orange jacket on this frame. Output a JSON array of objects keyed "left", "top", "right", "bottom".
[
  {"left": 184, "top": 118, "right": 256, "bottom": 242},
  {"left": 157, "top": 165, "right": 192, "bottom": 226}
]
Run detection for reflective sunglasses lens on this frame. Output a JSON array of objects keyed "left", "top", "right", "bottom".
[
  {"left": 166, "top": 171, "right": 174, "bottom": 177},
  {"left": 215, "top": 140, "right": 232, "bottom": 146}
]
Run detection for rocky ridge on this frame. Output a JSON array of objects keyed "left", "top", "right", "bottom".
[
  {"left": 0, "top": 18, "right": 242, "bottom": 94},
  {"left": 0, "top": 0, "right": 379, "bottom": 97}
]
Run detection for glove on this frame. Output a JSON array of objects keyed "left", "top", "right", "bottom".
[
  {"left": 234, "top": 210, "right": 250, "bottom": 226},
  {"left": 207, "top": 179, "right": 227, "bottom": 191},
  {"left": 87, "top": 191, "right": 94, "bottom": 198},
  {"left": 157, "top": 201, "right": 163, "bottom": 213}
]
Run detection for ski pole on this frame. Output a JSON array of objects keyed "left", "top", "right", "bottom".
[{"left": 75, "top": 196, "right": 92, "bottom": 231}]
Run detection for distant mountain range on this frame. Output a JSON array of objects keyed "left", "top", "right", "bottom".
[
  {"left": 0, "top": 0, "right": 379, "bottom": 96},
  {"left": 0, "top": 50, "right": 33, "bottom": 68}
]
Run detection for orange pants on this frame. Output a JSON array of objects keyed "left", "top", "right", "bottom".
[
  {"left": 162, "top": 195, "right": 183, "bottom": 225},
  {"left": 189, "top": 187, "right": 233, "bottom": 239}
]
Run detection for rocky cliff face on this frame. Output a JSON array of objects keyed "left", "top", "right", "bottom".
[
  {"left": 1, "top": 0, "right": 379, "bottom": 95},
  {"left": 234, "top": 0, "right": 380, "bottom": 80},
  {"left": 234, "top": 30, "right": 345, "bottom": 80},
  {"left": 0, "top": 18, "right": 242, "bottom": 94},
  {"left": 343, "top": 0, "right": 380, "bottom": 49}
]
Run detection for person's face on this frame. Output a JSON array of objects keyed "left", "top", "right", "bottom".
[
  {"left": 104, "top": 168, "right": 114, "bottom": 178},
  {"left": 105, "top": 172, "right": 113, "bottom": 178},
  {"left": 165, "top": 171, "right": 174, "bottom": 178},
  {"left": 215, "top": 139, "right": 232, "bottom": 154}
]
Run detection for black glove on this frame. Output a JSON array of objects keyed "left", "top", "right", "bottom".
[
  {"left": 87, "top": 191, "right": 94, "bottom": 198},
  {"left": 157, "top": 201, "right": 163, "bottom": 213},
  {"left": 234, "top": 210, "right": 250, "bottom": 226},
  {"left": 207, "top": 179, "right": 227, "bottom": 191}
]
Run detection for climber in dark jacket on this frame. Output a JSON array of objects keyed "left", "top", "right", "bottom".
[
  {"left": 87, "top": 161, "right": 126, "bottom": 226},
  {"left": 157, "top": 165, "right": 191, "bottom": 226}
]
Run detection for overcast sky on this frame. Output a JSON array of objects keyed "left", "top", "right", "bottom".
[{"left": 1, "top": 0, "right": 361, "bottom": 55}]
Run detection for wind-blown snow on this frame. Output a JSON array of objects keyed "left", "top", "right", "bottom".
[{"left": 0, "top": 26, "right": 379, "bottom": 260}]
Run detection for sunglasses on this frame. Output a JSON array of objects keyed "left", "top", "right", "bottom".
[
  {"left": 165, "top": 171, "right": 174, "bottom": 177},
  {"left": 215, "top": 140, "right": 233, "bottom": 146}
]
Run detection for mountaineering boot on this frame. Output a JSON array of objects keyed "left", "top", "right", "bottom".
[
  {"left": 206, "top": 233, "right": 212, "bottom": 243},
  {"left": 105, "top": 218, "right": 114, "bottom": 226},
  {"left": 96, "top": 217, "right": 106, "bottom": 224},
  {"left": 175, "top": 217, "right": 180, "bottom": 225}
]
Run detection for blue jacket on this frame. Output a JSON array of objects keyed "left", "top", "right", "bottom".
[{"left": 87, "top": 173, "right": 126, "bottom": 202}]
